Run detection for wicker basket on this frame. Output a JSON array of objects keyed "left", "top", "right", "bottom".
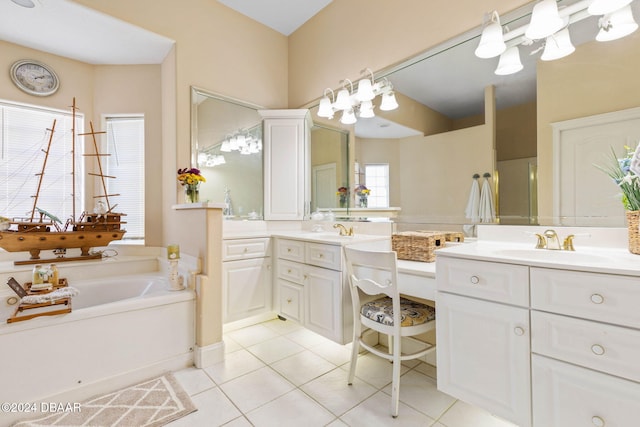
[
  {"left": 626, "top": 210, "right": 640, "bottom": 254},
  {"left": 417, "top": 230, "right": 464, "bottom": 243},
  {"left": 392, "top": 231, "right": 445, "bottom": 262}
]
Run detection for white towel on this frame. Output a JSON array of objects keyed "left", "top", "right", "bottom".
[
  {"left": 21, "top": 287, "right": 79, "bottom": 305},
  {"left": 465, "top": 179, "right": 480, "bottom": 222},
  {"left": 479, "top": 178, "right": 495, "bottom": 223}
]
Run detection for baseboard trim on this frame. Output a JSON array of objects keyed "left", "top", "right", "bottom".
[{"left": 194, "top": 341, "right": 225, "bottom": 368}]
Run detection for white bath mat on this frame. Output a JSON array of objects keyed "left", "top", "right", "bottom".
[{"left": 12, "top": 373, "right": 196, "bottom": 427}]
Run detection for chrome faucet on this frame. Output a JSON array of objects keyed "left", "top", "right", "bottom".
[
  {"left": 333, "top": 223, "right": 353, "bottom": 236},
  {"left": 543, "top": 229, "right": 561, "bottom": 250}
]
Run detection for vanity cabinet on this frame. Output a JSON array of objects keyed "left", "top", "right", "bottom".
[
  {"left": 274, "top": 238, "right": 350, "bottom": 343},
  {"left": 436, "top": 256, "right": 532, "bottom": 427},
  {"left": 530, "top": 267, "right": 640, "bottom": 426},
  {"left": 260, "top": 109, "right": 310, "bottom": 221},
  {"left": 222, "top": 237, "right": 272, "bottom": 324}
]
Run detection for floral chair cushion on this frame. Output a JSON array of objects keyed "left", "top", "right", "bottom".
[{"left": 361, "top": 297, "right": 435, "bottom": 327}]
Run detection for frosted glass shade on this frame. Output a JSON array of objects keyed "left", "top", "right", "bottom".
[
  {"left": 317, "top": 95, "right": 334, "bottom": 118},
  {"left": 333, "top": 88, "right": 352, "bottom": 110},
  {"left": 541, "top": 28, "right": 575, "bottom": 61},
  {"left": 356, "top": 78, "right": 375, "bottom": 102},
  {"left": 359, "top": 100, "right": 375, "bottom": 118},
  {"left": 475, "top": 20, "right": 506, "bottom": 58},
  {"left": 588, "top": 0, "right": 633, "bottom": 16},
  {"left": 596, "top": 5, "right": 638, "bottom": 41},
  {"left": 340, "top": 109, "right": 357, "bottom": 125},
  {"left": 525, "top": 0, "right": 564, "bottom": 40},
  {"left": 379, "top": 92, "right": 399, "bottom": 111},
  {"left": 495, "top": 46, "right": 523, "bottom": 75}
]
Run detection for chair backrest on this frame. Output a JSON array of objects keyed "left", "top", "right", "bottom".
[{"left": 343, "top": 246, "right": 400, "bottom": 306}]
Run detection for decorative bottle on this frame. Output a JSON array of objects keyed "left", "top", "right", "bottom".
[
  {"left": 49, "top": 264, "right": 59, "bottom": 286},
  {"left": 32, "top": 264, "right": 44, "bottom": 285}
]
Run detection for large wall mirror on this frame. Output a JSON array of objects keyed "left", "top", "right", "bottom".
[
  {"left": 191, "top": 87, "right": 264, "bottom": 219},
  {"left": 310, "top": 125, "right": 349, "bottom": 212},
  {"left": 309, "top": 0, "right": 640, "bottom": 229}
]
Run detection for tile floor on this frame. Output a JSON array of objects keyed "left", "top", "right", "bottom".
[{"left": 168, "top": 318, "right": 517, "bottom": 427}]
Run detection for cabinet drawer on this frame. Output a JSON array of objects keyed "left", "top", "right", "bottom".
[
  {"left": 532, "top": 311, "right": 640, "bottom": 383},
  {"left": 306, "top": 243, "right": 341, "bottom": 271},
  {"left": 278, "top": 279, "right": 303, "bottom": 323},
  {"left": 276, "top": 239, "right": 305, "bottom": 262},
  {"left": 532, "top": 355, "right": 640, "bottom": 427},
  {"left": 223, "top": 237, "right": 271, "bottom": 261},
  {"left": 277, "top": 259, "right": 304, "bottom": 284},
  {"left": 437, "top": 256, "right": 529, "bottom": 306},
  {"left": 530, "top": 267, "right": 640, "bottom": 328}
]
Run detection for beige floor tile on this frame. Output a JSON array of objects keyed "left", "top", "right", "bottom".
[
  {"left": 172, "top": 366, "right": 216, "bottom": 396},
  {"left": 246, "top": 335, "right": 305, "bottom": 364},
  {"left": 166, "top": 387, "right": 241, "bottom": 427},
  {"left": 245, "top": 389, "right": 336, "bottom": 427},
  {"left": 219, "top": 366, "right": 295, "bottom": 413},
  {"left": 340, "top": 390, "right": 436, "bottom": 426},
  {"left": 438, "top": 400, "right": 519, "bottom": 427},
  {"left": 204, "top": 348, "right": 266, "bottom": 385},
  {"left": 225, "top": 323, "right": 279, "bottom": 347},
  {"left": 270, "top": 349, "right": 337, "bottom": 386},
  {"left": 382, "top": 369, "right": 456, "bottom": 420}
]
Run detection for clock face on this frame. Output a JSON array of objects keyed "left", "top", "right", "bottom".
[{"left": 10, "top": 60, "right": 59, "bottom": 96}]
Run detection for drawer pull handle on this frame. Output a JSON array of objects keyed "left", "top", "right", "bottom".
[
  {"left": 287, "top": 269, "right": 292, "bottom": 274},
  {"left": 243, "top": 247, "right": 248, "bottom": 253},
  {"left": 319, "top": 253, "right": 324, "bottom": 258},
  {"left": 470, "top": 275, "right": 480, "bottom": 285},
  {"left": 514, "top": 327, "right": 525, "bottom": 336},
  {"left": 591, "top": 344, "right": 606, "bottom": 356},
  {"left": 590, "top": 293, "right": 604, "bottom": 304},
  {"left": 303, "top": 274, "right": 308, "bottom": 280},
  {"left": 591, "top": 415, "right": 605, "bottom": 427},
  {"left": 287, "top": 248, "right": 292, "bottom": 253},
  {"left": 286, "top": 298, "right": 292, "bottom": 304}
]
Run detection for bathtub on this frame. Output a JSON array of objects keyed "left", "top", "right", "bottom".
[{"left": 0, "top": 273, "right": 195, "bottom": 416}]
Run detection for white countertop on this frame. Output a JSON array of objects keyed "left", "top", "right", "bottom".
[
  {"left": 271, "top": 231, "right": 390, "bottom": 246},
  {"left": 436, "top": 241, "right": 640, "bottom": 276}
]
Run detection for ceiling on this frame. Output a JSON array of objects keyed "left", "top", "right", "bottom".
[{"left": 0, "top": 0, "right": 174, "bottom": 64}]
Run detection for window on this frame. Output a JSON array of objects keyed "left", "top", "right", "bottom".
[
  {"left": 105, "top": 116, "right": 145, "bottom": 240},
  {"left": 0, "top": 101, "right": 83, "bottom": 222},
  {"left": 364, "top": 163, "right": 389, "bottom": 208}
]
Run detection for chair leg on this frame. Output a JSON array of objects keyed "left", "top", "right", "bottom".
[
  {"left": 391, "top": 331, "right": 401, "bottom": 417},
  {"left": 348, "top": 323, "right": 361, "bottom": 385}
]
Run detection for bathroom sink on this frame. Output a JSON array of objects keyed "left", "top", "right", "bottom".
[{"left": 492, "top": 248, "right": 610, "bottom": 264}]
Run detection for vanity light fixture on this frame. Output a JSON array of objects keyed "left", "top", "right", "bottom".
[
  {"left": 525, "top": 0, "right": 565, "bottom": 40},
  {"left": 589, "top": 0, "right": 633, "bottom": 15},
  {"left": 494, "top": 46, "right": 523, "bottom": 75},
  {"left": 476, "top": 0, "right": 639, "bottom": 76},
  {"left": 541, "top": 27, "right": 575, "bottom": 61},
  {"left": 596, "top": 5, "right": 639, "bottom": 41},
  {"left": 317, "top": 68, "right": 398, "bottom": 124},
  {"left": 475, "top": 11, "right": 506, "bottom": 58}
]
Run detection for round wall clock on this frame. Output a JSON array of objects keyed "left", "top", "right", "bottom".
[{"left": 10, "top": 59, "right": 60, "bottom": 96}]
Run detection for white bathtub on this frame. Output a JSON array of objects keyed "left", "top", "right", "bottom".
[{"left": 0, "top": 273, "right": 195, "bottom": 419}]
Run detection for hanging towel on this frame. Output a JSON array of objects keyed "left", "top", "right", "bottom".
[
  {"left": 479, "top": 178, "right": 496, "bottom": 223},
  {"left": 464, "top": 178, "right": 480, "bottom": 223}
]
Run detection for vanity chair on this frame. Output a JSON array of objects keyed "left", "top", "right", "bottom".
[{"left": 343, "top": 247, "right": 436, "bottom": 418}]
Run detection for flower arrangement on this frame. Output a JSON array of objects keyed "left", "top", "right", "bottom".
[
  {"left": 178, "top": 167, "right": 206, "bottom": 203},
  {"left": 355, "top": 184, "right": 370, "bottom": 196},
  {"left": 595, "top": 144, "right": 640, "bottom": 211},
  {"left": 336, "top": 186, "right": 349, "bottom": 208},
  {"left": 177, "top": 167, "right": 206, "bottom": 186}
]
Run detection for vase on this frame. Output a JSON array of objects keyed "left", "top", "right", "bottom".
[
  {"left": 359, "top": 196, "right": 368, "bottom": 208},
  {"left": 184, "top": 183, "right": 200, "bottom": 203},
  {"left": 626, "top": 210, "right": 640, "bottom": 254},
  {"left": 339, "top": 196, "right": 347, "bottom": 208}
]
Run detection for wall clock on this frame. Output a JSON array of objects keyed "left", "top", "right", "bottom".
[{"left": 10, "top": 59, "right": 60, "bottom": 96}]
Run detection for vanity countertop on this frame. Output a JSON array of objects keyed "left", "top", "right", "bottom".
[
  {"left": 436, "top": 241, "right": 640, "bottom": 276},
  {"left": 270, "top": 231, "right": 390, "bottom": 246}
]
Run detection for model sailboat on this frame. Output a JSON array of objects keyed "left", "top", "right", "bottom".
[{"left": 0, "top": 98, "right": 126, "bottom": 264}]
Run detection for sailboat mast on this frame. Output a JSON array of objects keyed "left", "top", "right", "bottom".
[
  {"left": 29, "top": 120, "right": 57, "bottom": 221},
  {"left": 71, "top": 97, "right": 77, "bottom": 222}
]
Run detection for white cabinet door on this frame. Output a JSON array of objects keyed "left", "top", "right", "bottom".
[
  {"left": 278, "top": 278, "right": 304, "bottom": 323},
  {"left": 533, "top": 355, "right": 640, "bottom": 427},
  {"left": 304, "top": 264, "right": 342, "bottom": 342},
  {"left": 261, "top": 110, "right": 310, "bottom": 220},
  {"left": 223, "top": 257, "right": 272, "bottom": 323},
  {"left": 436, "top": 292, "right": 531, "bottom": 427}
]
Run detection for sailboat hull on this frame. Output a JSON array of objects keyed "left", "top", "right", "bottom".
[{"left": 0, "top": 230, "right": 126, "bottom": 254}]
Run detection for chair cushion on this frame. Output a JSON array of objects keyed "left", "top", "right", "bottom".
[{"left": 361, "top": 297, "right": 435, "bottom": 327}]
